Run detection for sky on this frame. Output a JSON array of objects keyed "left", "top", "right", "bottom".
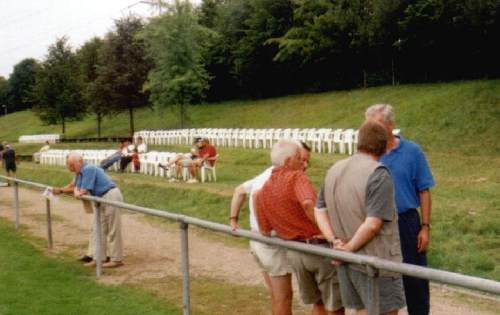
[{"left": 0, "top": 0, "right": 199, "bottom": 78}]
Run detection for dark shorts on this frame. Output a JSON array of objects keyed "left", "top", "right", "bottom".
[
  {"left": 337, "top": 265, "right": 406, "bottom": 313},
  {"left": 5, "top": 162, "right": 16, "bottom": 172}
]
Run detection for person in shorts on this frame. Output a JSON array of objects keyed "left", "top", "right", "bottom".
[
  {"left": 315, "top": 120, "right": 406, "bottom": 315},
  {"left": 256, "top": 139, "right": 344, "bottom": 315},
  {"left": 229, "top": 141, "right": 311, "bottom": 315}
]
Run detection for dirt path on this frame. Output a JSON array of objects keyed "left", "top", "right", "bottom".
[{"left": 0, "top": 186, "right": 497, "bottom": 315}]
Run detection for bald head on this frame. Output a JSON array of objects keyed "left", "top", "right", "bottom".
[{"left": 66, "top": 152, "right": 84, "bottom": 173}]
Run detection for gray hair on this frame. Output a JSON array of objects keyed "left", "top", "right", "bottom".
[
  {"left": 271, "top": 139, "right": 301, "bottom": 166},
  {"left": 66, "top": 152, "right": 83, "bottom": 163},
  {"left": 365, "top": 104, "right": 395, "bottom": 124}
]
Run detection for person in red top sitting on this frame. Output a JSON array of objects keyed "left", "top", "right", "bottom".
[
  {"left": 255, "top": 139, "right": 344, "bottom": 315},
  {"left": 187, "top": 137, "right": 217, "bottom": 183},
  {"left": 131, "top": 148, "right": 140, "bottom": 172}
]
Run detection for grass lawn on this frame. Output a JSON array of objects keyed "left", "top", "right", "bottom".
[
  {"left": 1, "top": 80, "right": 499, "bottom": 155},
  {"left": 6, "top": 141, "right": 500, "bottom": 281},
  {"left": 0, "top": 219, "right": 178, "bottom": 315}
]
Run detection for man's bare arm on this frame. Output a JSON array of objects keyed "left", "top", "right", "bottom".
[
  {"left": 314, "top": 209, "right": 336, "bottom": 242},
  {"left": 418, "top": 189, "right": 432, "bottom": 252},
  {"left": 339, "top": 217, "right": 383, "bottom": 252},
  {"left": 53, "top": 180, "right": 75, "bottom": 194},
  {"left": 229, "top": 184, "right": 247, "bottom": 230}
]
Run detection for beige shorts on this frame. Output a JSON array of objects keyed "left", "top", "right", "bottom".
[
  {"left": 287, "top": 248, "right": 343, "bottom": 311},
  {"left": 250, "top": 240, "right": 292, "bottom": 277}
]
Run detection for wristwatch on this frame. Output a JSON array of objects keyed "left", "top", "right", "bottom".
[{"left": 421, "top": 223, "right": 431, "bottom": 230}]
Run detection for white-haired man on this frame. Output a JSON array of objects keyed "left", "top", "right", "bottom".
[
  {"left": 365, "top": 104, "right": 435, "bottom": 315},
  {"left": 255, "top": 139, "right": 344, "bottom": 315},
  {"left": 229, "top": 141, "right": 311, "bottom": 315},
  {"left": 53, "top": 152, "right": 124, "bottom": 268}
]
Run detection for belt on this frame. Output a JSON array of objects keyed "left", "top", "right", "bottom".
[
  {"left": 296, "top": 238, "right": 329, "bottom": 245},
  {"left": 97, "top": 187, "right": 116, "bottom": 198}
]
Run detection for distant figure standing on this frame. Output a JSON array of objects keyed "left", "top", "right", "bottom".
[
  {"left": 33, "top": 141, "right": 51, "bottom": 163},
  {"left": 2, "top": 144, "right": 17, "bottom": 178}
]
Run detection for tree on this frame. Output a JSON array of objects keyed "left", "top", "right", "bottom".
[
  {"left": 97, "top": 16, "right": 151, "bottom": 136},
  {"left": 6, "top": 58, "right": 39, "bottom": 112},
  {"left": 76, "top": 37, "right": 109, "bottom": 137},
  {"left": 33, "top": 37, "right": 85, "bottom": 134},
  {"left": 0, "top": 76, "right": 8, "bottom": 115},
  {"left": 142, "top": 0, "right": 211, "bottom": 127}
]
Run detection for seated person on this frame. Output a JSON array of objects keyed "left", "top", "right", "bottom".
[
  {"left": 158, "top": 137, "right": 217, "bottom": 183},
  {"left": 100, "top": 139, "right": 130, "bottom": 171},
  {"left": 132, "top": 148, "right": 140, "bottom": 172},
  {"left": 187, "top": 138, "right": 217, "bottom": 183},
  {"left": 136, "top": 136, "right": 147, "bottom": 153},
  {"left": 159, "top": 146, "right": 199, "bottom": 181},
  {"left": 33, "top": 141, "right": 50, "bottom": 163}
]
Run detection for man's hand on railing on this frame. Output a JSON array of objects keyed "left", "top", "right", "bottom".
[{"left": 229, "top": 217, "right": 240, "bottom": 231}]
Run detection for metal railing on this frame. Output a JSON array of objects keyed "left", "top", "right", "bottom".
[{"left": 1, "top": 175, "right": 499, "bottom": 315}]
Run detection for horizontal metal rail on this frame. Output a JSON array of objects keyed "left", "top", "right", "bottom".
[{"left": 2, "top": 175, "right": 500, "bottom": 298}]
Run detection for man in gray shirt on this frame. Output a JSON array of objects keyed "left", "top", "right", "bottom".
[{"left": 315, "top": 120, "right": 405, "bottom": 315}]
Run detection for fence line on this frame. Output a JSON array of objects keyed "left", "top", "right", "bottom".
[{"left": 1, "top": 175, "right": 499, "bottom": 315}]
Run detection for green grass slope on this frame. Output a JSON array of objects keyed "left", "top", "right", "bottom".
[{"left": 1, "top": 80, "right": 499, "bottom": 155}]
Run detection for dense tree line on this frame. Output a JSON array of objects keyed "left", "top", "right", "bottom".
[{"left": 1, "top": 0, "right": 498, "bottom": 134}]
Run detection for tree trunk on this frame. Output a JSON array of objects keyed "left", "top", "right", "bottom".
[
  {"left": 391, "top": 57, "right": 395, "bottom": 86},
  {"left": 61, "top": 117, "right": 66, "bottom": 135},
  {"left": 97, "top": 113, "right": 102, "bottom": 138},
  {"left": 128, "top": 107, "right": 135, "bottom": 136}
]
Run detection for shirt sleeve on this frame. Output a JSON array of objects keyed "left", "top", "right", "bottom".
[
  {"left": 294, "top": 172, "right": 317, "bottom": 204},
  {"left": 315, "top": 185, "right": 327, "bottom": 211},
  {"left": 415, "top": 146, "right": 435, "bottom": 191},
  {"left": 241, "top": 179, "right": 254, "bottom": 194},
  {"left": 78, "top": 166, "right": 97, "bottom": 191},
  {"left": 366, "top": 167, "right": 396, "bottom": 221},
  {"left": 255, "top": 190, "right": 272, "bottom": 234}
]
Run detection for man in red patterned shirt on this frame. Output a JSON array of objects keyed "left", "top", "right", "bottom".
[{"left": 256, "top": 139, "right": 344, "bottom": 315}]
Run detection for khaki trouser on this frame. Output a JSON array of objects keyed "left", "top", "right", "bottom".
[{"left": 86, "top": 188, "right": 123, "bottom": 262}]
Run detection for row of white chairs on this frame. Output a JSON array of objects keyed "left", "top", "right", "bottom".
[
  {"left": 134, "top": 128, "right": 400, "bottom": 155},
  {"left": 19, "top": 134, "right": 60, "bottom": 144},
  {"left": 39, "top": 149, "right": 217, "bottom": 183}
]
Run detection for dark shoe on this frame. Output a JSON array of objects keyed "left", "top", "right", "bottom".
[
  {"left": 78, "top": 255, "right": 93, "bottom": 263},
  {"left": 78, "top": 255, "right": 110, "bottom": 263}
]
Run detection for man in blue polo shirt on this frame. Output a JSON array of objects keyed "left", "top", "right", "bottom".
[
  {"left": 53, "top": 152, "right": 124, "bottom": 268},
  {"left": 366, "top": 104, "right": 435, "bottom": 315}
]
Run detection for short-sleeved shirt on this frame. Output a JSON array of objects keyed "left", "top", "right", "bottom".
[
  {"left": 380, "top": 136, "right": 435, "bottom": 214},
  {"left": 256, "top": 166, "right": 320, "bottom": 240},
  {"left": 316, "top": 167, "right": 395, "bottom": 221},
  {"left": 2, "top": 148, "right": 16, "bottom": 164},
  {"left": 75, "top": 163, "right": 116, "bottom": 197},
  {"left": 241, "top": 166, "right": 273, "bottom": 231},
  {"left": 198, "top": 144, "right": 217, "bottom": 166}
]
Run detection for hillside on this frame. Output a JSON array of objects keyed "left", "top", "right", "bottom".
[{"left": 1, "top": 80, "right": 499, "bottom": 155}]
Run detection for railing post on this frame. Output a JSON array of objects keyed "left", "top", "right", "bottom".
[
  {"left": 95, "top": 204, "right": 102, "bottom": 278},
  {"left": 180, "top": 221, "right": 191, "bottom": 315},
  {"left": 46, "top": 198, "right": 53, "bottom": 249},
  {"left": 366, "top": 265, "right": 380, "bottom": 315},
  {"left": 13, "top": 181, "right": 20, "bottom": 229}
]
